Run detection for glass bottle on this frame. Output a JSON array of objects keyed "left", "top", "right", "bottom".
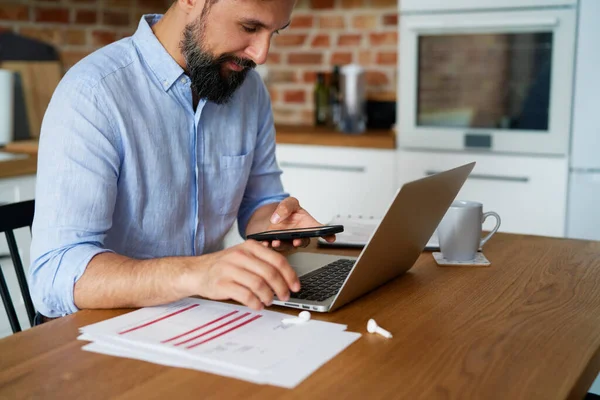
[
  {"left": 314, "top": 72, "right": 329, "bottom": 126},
  {"left": 328, "top": 65, "right": 341, "bottom": 129}
]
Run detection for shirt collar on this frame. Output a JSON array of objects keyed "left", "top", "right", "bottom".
[{"left": 132, "top": 14, "right": 185, "bottom": 92}]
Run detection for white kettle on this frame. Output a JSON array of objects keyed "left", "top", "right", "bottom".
[
  {"left": 0, "top": 69, "right": 14, "bottom": 146},
  {"left": 339, "top": 64, "right": 366, "bottom": 134}
]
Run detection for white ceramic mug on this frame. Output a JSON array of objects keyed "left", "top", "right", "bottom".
[{"left": 437, "top": 200, "right": 501, "bottom": 262}]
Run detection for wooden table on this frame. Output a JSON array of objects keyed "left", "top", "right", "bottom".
[{"left": 2, "top": 233, "right": 600, "bottom": 399}]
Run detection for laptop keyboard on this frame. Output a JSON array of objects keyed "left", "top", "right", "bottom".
[{"left": 290, "top": 259, "right": 356, "bottom": 302}]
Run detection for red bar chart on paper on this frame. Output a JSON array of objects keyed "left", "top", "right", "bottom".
[{"left": 78, "top": 298, "right": 361, "bottom": 386}]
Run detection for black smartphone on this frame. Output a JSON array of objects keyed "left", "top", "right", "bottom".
[{"left": 247, "top": 225, "right": 344, "bottom": 241}]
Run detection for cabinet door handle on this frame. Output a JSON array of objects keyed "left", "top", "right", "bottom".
[
  {"left": 425, "top": 170, "right": 529, "bottom": 183},
  {"left": 280, "top": 161, "right": 366, "bottom": 173}
]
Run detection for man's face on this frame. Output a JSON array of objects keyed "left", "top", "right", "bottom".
[{"left": 181, "top": 0, "right": 294, "bottom": 104}]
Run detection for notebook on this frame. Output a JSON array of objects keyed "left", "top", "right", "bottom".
[{"left": 317, "top": 215, "right": 440, "bottom": 251}]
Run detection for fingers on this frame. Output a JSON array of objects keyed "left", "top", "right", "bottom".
[
  {"left": 222, "top": 282, "right": 264, "bottom": 311},
  {"left": 270, "top": 197, "right": 301, "bottom": 224},
  {"left": 296, "top": 238, "right": 310, "bottom": 248},
  {"left": 200, "top": 241, "right": 301, "bottom": 310},
  {"left": 270, "top": 241, "right": 295, "bottom": 251},
  {"left": 322, "top": 235, "right": 336, "bottom": 243},
  {"left": 228, "top": 264, "right": 277, "bottom": 306},
  {"left": 244, "top": 240, "right": 300, "bottom": 292},
  {"left": 270, "top": 238, "right": 309, "bottom": 249},
  {"left": 230, "top": 248, "right": 292, "bottom": 302}
]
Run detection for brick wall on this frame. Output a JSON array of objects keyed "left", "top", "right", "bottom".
[
  {"left": 268, "top": 0, "right": 398, "bottom": 125},
  {"left": 0, "top": 0, "right": 399, "bottom": 126},
  {"left": 0, "top": 0, "right": 171, "bottom": 69}
]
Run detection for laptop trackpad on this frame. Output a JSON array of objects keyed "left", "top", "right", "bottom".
[{"left": 286, "top": 252, "right": 355, "bottom": 277}]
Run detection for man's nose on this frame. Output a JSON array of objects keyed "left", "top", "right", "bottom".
[{"left": 244, "top": 34, "right": 271, "bottom": 65}]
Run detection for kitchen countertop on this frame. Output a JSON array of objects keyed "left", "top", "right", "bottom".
[
  {"left": 0, "top": 125, "right": 396, "bottom": 179},
  {"left": 275, "top": 125, "right": 396, "bottom": 149},
  {"left": 0, "top": 152, "right": 37, "bottom": 179},
  {"left": 2, "top": 140, "right": 39, "bottom": 156}
]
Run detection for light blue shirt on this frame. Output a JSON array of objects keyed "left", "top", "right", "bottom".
[{"left": 29, "top": 15, "right": 288, "bottom": 318}]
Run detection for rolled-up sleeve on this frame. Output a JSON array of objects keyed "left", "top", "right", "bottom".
[
  {"left": 29, "top": 74, "right": 120, "bottom": 317},
  {"left": 237, "top": 77, "right": 288, "bottom": 237}
]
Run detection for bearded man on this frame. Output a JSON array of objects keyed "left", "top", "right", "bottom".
[{"left": 30, "top": 0, "right": 333, "bottom": 321}]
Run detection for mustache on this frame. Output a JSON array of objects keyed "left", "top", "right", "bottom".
[{"left": 215, "top": 54, "right": 256, "bottom": 70}]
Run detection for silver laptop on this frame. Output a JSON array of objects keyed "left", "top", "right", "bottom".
[{"left": 273, "top": 162, "right": 475, "bottom": 312}]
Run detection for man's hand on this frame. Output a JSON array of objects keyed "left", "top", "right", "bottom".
[
  {"left": 264, "top": 197, "right": 337, "bottom": 250},
  {"left": 182, "top": 240, "right": 301, "bottom": 311}
]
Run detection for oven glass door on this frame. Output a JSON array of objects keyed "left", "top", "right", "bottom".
[
  {"left": 399, "top": 8, "right": 576, "bottom": 155},
  {"left": 418, "top": 32, "right": 552, "bottom": 131}
]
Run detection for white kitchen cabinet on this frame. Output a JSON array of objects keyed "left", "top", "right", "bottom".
[
  {"left": 0, "top": 182, "right": 19, "bottom": 205},
  {"left": 0, "top": 174, "right": 35, "bottom": 256},
  {"left": 0, "top": 175, "right": 36, "bottom": 203},
  {"left": 276, "top": 145, "right": 397, "bottom": 223},
  {"left": 396, "top": 150, "right": 568, "bottom": 237},
  {"left": 0, "top": 174, "right": 36, "bottom": 338}
]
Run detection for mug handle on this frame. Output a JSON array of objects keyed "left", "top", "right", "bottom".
[{"left": 480, "top": 211, "right": 501, "bottom": 247}]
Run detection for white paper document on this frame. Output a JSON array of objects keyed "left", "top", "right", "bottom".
[
  {"left": 318, "top": 215, "right": 440, "bottom": 250},
  {"left": 79, "top": 298, "right": 361, "bottom": 388}
]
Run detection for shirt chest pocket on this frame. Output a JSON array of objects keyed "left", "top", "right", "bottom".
[{"left": 207, "top": 151, "right": 254, "bottom": 216}]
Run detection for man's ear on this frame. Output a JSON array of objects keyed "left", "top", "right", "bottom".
[{"left": 176, "top": 0, "right": 201, "bottom": 14}]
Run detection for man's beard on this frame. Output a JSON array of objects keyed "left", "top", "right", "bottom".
[{"left": 180, "top": 18, "right": 256, "bottom": 105}]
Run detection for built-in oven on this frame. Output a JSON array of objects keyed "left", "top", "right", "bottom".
[{"left": 398, "top": 0, "right": 577, "bottom": 155}]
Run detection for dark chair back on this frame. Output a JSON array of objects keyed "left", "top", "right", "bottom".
[{"left": 0, "top": 200, "right": 35, "bottom": 333}]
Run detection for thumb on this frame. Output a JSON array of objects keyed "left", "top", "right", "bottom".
[
  {"left": 270, "top": 197, "right": 300, "bottom": 224},
  {"left": 270, "top": 212, "right": 282, "bottom": 224}
]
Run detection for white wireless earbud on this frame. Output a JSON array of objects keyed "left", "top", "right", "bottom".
[
  {"left": 367, "top": 319, "right": 392, "bottom": 339},
  {"left": 282, "top": 311, "right": 312, "bottom": 324},
  {"left": 298, "top": 311, "right": 311, "bottom": 321}
]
